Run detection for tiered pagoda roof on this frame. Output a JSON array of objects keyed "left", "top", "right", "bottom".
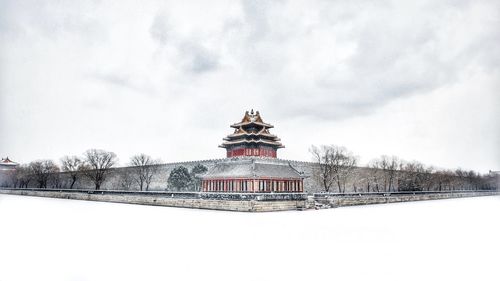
[
  {"left": 1, "top": 157, "right": 18, "bottom": 166},
  {"left": 219, "top": 110, "right": 284, "bottom": 150}
]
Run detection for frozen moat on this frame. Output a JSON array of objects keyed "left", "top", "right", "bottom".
[{"left": 0, "top": 194, "right": 498, "bottom": 281}]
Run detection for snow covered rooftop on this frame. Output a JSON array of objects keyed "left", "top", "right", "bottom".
[
  {"left": 202, "top": 157, "right": 303, "bottom": 179},
  {"left": 0, "top": 157, "right": 18, "bottom": 167},
  {"left": 221, "top": 110, "right": 284, "bottom": 150},
  {"left": 230, "top": 109, "right": 274, "bottom": 128}
]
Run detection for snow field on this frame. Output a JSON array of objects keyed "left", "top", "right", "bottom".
[{"left": 0, "top": 194, "right": 498, "bottom": 281}]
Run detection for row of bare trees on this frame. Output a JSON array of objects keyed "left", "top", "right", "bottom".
[
  {"left": 9, "top": 149, "right": 161, "bottom": 191},
  {"left": 365, "top": 157, "right": 495, "bottom": 192},
  {"left": 310, "top": 145, "right": 357, "bottom": 193},
  {"left": 311, "top": 145, "right": 498, "bottom": 193}
]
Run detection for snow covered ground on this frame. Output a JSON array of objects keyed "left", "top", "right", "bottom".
[{"left": 0, "top": 194, "right": 498, "bottom": 281}]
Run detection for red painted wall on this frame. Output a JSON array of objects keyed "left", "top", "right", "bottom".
[{"left": 227, "top": 147, "right": 277, "bottom": 158}]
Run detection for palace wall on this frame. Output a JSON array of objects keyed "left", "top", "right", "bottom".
[
  {"left": 63, "top": 159, "right": 222, "bottom": 191},
  {"left": 7, "top": 158, "right": 322, "bottom": 192},
  {"left": 5, "top": 158, "right": 497, "bottom": 193}
]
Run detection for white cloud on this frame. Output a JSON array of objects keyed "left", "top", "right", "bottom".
[{"left": 0, "top": 0, "right": 499, "bottom": 172}]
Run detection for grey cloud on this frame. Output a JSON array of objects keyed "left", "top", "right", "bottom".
[
  {"left": 1, "top": 0, "right": 104, "bottom": 43},
  {"left": 149, "top": 11, "right": 219, "bottom": 75},
  {"left": 149, "top": 12, "right": 170, "bottom": 45},
  {"left": 241, "top": 0, "right": 273, "bottom": 41},
  {"left": 180, "top": 42, "right": 219, "bottom": 74},
  {"left": 91, "top": 73, "right": 132, "bottom": 88},
  {"left": 232, "top": 0, "right": 500, "bottom": 121},
  {"left": 88, "top": 72, "right": 155, "bottom": 96},
  {"left": 190, "top": 52, "right": 218, "bottom": 73}
]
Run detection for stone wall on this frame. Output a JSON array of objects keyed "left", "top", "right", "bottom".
[
  {"left": 0, "top": 189, "right": 306, "bottom": 212},
  {"left": 311, "top": 191, "right": 499, "bottom": 208},
  {"left": 0, "top": 188, "right": 497, "bottom": 212}
]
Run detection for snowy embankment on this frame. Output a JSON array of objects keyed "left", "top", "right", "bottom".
[{"left": 0, "top": 194, "right": 498, "bottom": 281}]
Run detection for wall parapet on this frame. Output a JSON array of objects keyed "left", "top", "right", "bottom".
[
  {"left": 0, "top": 188, "right": 497, "bottom": 212},
  {"left": 0, "top": 188, "right": 307, "bottom": 201},
  {"left": 311, "top": 191, "right": 499, "bottom": 209}
]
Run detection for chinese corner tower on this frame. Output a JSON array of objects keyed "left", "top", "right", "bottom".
[
  {"left": 201, "top": 110, "right": 304, "bottom": 193},
  {"left": 220, "top": 110, "right": 284, "bottom": 158}
]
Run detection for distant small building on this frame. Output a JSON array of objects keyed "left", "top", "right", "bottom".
[
  {"left": 202, "top": 110, "right": 304, "bottom": 193},
  {"left": 0, "top": 157, "right": 19, "bottom": 171},
  {"left": 0, "top": 157, "right": 19, "bottom": 187}
]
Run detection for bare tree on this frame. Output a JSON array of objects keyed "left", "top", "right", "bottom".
[
  {"left": 50, "top": 173, "right": 63, "bottom": 189},
  {"left": 370, "top": 156, "right": 400, "bottom": 192},
  {"left": 367, "top": 163, "right": 381, "bottom": 192},
  {"left": 118, "top": 168, "right": 135, "bottom": 190},
  {"left": 61, "top": 156, "right": 85, "bottom": 189},
  {"left": 29, "top": 160, "right": 60, "bottom": 189},
  {"left": 15, "top": 164, "right": 33, "bottom": 188},
  {"left": 130, "top": 154, "right": 160, "bottom": 191},
  {"left": 310, "top": 145, "right": 336, "bottom": 192},
  {"left": 83, "top": 149, "right": 117, "bottom": 190},
  {"left": 432, "top": 169, "right": 455, "bottom": 191},
  {"left": 397, "top": 161, "right": 433, "bottom": 192},
  {"left": 465, "top": 170, "right": 481, "bottom": 190},
  {"left": 454, "top": 168, "right": 470, "bottom": 191},
  {"left": 335, "top": 149, "right": 357, "bottom": 193},
  {"left": 350, "top": 169, "right": 367, "bottom": 193},
  {"left": 310, "top": 145, "right": 357, "bottom": 193}
]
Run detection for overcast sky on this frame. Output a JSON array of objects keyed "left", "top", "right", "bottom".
[{"left": 1, "top": 0, "right": 499, "bottom": 172}]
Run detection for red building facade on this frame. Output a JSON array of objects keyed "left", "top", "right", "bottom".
[
  {"left": 201, "top": 110, "right": 304, "bottom": 193},
  {"left": 202, "top": 177, "right": 303, "bottom": 193}
]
